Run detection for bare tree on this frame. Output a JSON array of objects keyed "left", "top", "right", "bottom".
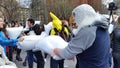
[
  {"left": 115, "top": 0, "right": 120, "bottom": 15},
  {"left": 0, "top": 0, "right": 20, "bottom": 24},
  {"left": 47, "top": 0, "right": 74, "bottom": 21},
  {"left": 30, "top": 0, "right": 47, "bottom": 24},
  {"left": 88, "top": 0, "right": 102, "bottom": 13}
]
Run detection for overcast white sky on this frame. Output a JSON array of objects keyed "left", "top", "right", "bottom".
[
  {"left": 18, "top": 0, "right": 31, "bottom": 8},
  {"left": 102, "top": 0, "right": 114, "bottom": 5}
]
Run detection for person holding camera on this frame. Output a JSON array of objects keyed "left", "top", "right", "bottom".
[{"left": 111, "top": 16, "right": 120, "bottom": 68}]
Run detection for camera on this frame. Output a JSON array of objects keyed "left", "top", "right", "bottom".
[{"left": 108, "top": 2, "right": 117, "bottom": 11}]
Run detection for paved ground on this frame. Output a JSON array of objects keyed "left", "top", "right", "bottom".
[
  {"left": 13, "top": 50, "right": 76, "bottom": 68},
  {"left": 12, "top": 50, "right": 113, "bottom": 68}
]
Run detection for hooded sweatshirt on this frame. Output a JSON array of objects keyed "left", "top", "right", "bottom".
[
  {"left": 0, "top": 45, "right": 17, "bottom": 67},
  {"left": 59, "top": 4, "right": 110, "bottom": 68}
]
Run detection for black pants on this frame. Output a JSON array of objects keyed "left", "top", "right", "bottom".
[
  {"left": 27, "top": 50, "right": 45, "bottom": 68},
  {"left": 16, "top": 48, "right": 21, "bottom": 57},
  {"left": 8, "top": 46, "right": 13, "bottom": 61},
  {"left": 44, "top": 53, "right": 48, "bottom": 58},
  {"left": 50, "top": 57, "right": 64, "bottom": 68},
  {"left": 76, "top": 55, "right": 80, "bottom": 68}
]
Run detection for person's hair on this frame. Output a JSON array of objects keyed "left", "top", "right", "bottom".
[
  {"left": 61, "top": 20, "right": 69, "bottom": 26},
  {"left": 40, "top": 25, "right": 45, "bottom": 31},
  {"left": 32, "top": 24, "right": 44, "bottom": 35},
  {"left": 27, "top": 18, "right": 35, "bottom": 25},
  {"left": 118, "top": 16, "right": 120, "bottom": 24},
  {"left": 0, "top": 16, "right": 4, "bottom": 22},
  {"left": 2, "top": 24, "right": 8, "bottom": 36},
  {"left": 116, "top": 16, "right": 120, "bottom": 25}
]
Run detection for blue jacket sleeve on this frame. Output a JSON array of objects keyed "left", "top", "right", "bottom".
[
  {"left": 11, "top": 42, "right": 17, "bottom": 47},
  {"left": 0, "top": 37, "right": 18, "bottom": 46}
]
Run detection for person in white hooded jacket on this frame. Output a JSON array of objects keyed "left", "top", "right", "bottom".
[
  {"left": 54, "top": 4, "right": 110, "bottom": 68},
  {"left": 0, "top": 45, "right": 17, "bottom": 68}
]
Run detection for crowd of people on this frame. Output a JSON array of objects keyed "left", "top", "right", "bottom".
[{"left": 0, "top": 4, "right": 120, "bottom": 68}]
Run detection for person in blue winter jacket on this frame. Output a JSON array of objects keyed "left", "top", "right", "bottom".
[
  {"left": 0, "top": 17, "right": 24, "bottom": 53},
  {"left": 54, "top": 4, "right": 110, "bottom": 68}
]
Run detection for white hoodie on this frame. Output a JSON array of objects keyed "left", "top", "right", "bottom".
[{"left": 0, "top": 46, "right": 17, "bottom": 68}]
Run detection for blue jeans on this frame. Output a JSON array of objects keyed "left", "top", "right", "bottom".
[
  {"left": 109, "top": 53, "right": 112, "bottom": 67},
  {"left": 27, "top": 50, "right": 34, "bottom": 68},
  {"left": 27, "top": 50, "right": 45, "bottom": 68}
]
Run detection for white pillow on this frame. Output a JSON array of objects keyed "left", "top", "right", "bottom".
[
  {"left": 27, "top": 31, "right": 36, "bottom": 35},
  {"left": 35, "top": 35, "right": 68, "bottom": 60},
  {"left": 35, "top": 21, "right": 40, "bottom": 25},
  {"left": 0, "top": 65, "right": 17, "bottom": 68},
  {"left": 23, "top": 21, "right": 29, "bottom": 31},
  {"left": 18, "top": 35, "right": 45, "bottom": 50},
  {"left": 6, "top": 27, "right": 23, "bottom": 39},
  {"left": 44, "top": 22, "right": 52, "bottom": 35}
]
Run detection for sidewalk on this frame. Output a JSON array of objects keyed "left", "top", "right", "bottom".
[{"left": 13, "top": 50, "right": 76, "bottom": 68}]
